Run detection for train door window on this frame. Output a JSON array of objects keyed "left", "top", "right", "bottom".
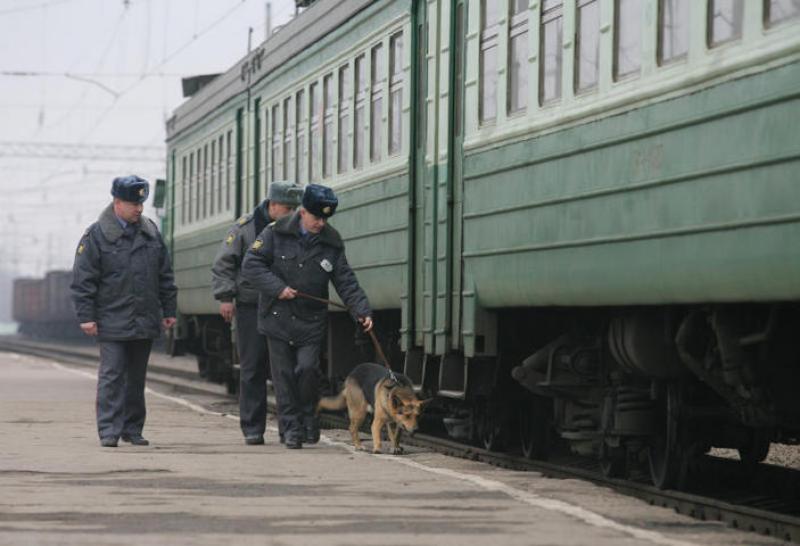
[
  {"left": 540, "top": 0, "right": 563, "bottom": 104},
  {"left": 195, "top": 150, "right": 202, "bottom": 221},
  {"left": 271, "top": 104, "right": 280, "bottom": 183},
  {"left": 354, "top": 55, "right": 366, "bottom": 170},
  {"left": 296, "top": 90, "right": 306, "bottom": 184},
  {"left": 310, "top": 82, "right": 320, "bottom": 181},
  {"left": 480, "top": 0, "right": 499, "bottom": 122},
  {"left": 766, "top": 0, "right": 800, "bottom": 26},
  {"left": 370, "top": 44, "right": 384, "bottom": 163},
  {"left": 202, "top": 144, "right": 208, "bottom": 219},
  {"left": 181, "top": 156, "right": 187, "bottom": 225},
  {"left": 389, "top": 32, "right": 403, "bottom": 156},
  {"left": 614, "top": 0, "right": 642, "bottom": 80},
  {"left": 708, "top": 0, "right": 743, "bottom": 46},
  {"left": 575, "top": 0, "right": 600, "bottom": 93},
  {"left": 210, "top": 140, "right": 216, "bottom": 216},
  {"left": 218, "top": 135, "right": 224, "bottom": 212},
  {"left": 323, "top": 74, "right": 334, "bottom": 177},
  {"left": 508, "top": 0, "right": 528, "bottom": 113},
  {"left": 226, "top": 131, "right": 232, "bottom": 211},
  {"left": 283, "top": 97, "right": 293, "bottom": 181},
  {"left": 658, "top": 0, "right": 689, "bottom": 64},
  {"left": 339, "top": 65, "right": 351, "bottom": 173}
]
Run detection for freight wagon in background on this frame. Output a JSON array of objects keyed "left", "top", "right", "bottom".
[
  {"left": 12, "top": 271, "right": 81, "bottom": 339},
  {"left": 165, "top": 0, "right": 800, "bottom": 489}
]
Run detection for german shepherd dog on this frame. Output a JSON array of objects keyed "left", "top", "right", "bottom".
[{"left": 317, "top": 363, "right": 429, "bottom": 454}]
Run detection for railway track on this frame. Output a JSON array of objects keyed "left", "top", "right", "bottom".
[{"left": 2, "top": 336, "right": 799, "bottom": 543}]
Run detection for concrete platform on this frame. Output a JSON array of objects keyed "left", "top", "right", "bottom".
[{"left": 0, "top": 351, "right": 785, "bottom": 546}]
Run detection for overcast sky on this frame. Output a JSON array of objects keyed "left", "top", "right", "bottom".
[{"left": 0, "top": 0, "right": 297, "bottom": 318}]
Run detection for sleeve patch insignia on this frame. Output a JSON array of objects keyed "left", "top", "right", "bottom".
[
  {"left": 225, "top": 234, "right": 235, "bottom": 245},
  {"left": 77, "top": 243, "right": 85, "bottom": 255},
  {"left": 320, "top": 258, "right": 333, "bottom": 273},
  {"left": 251, "top": 239, "right": 263, "bottom": 250}
]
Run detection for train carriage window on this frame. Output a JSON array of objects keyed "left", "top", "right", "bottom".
[
  {"left": 339, "top": 65, "right": 351, "bottom": 173},
  {"left": 766, "top": 0, "right": 800, "bottom": 25},
  {"left": 210, "top": 140, "right": 216, "bottom": 216},
  {"left": 480, "top": 0, "right": 499, "bottom": 122},
  {"left": 354, "top": 55, "right": 366, "bottom": 170},
  {"left": 202, "top": 144, "right": 208, "bottom": 219},
  {"left": 181, "top": 156, "right": 187, "bottom": 225},
  {"left": 508, "top": 0, "right": 528, "bottom": 113},
  {"left": 370, "top": 44, "right": 384, "bottom": 163},
  {"left": 323, "top": 74, "right": 334, "bottom": 178},
  {"left": 296, "top": 90, "right": 306, "bottom": 184},
  {"left": 389, "top": 32, "right": 403, "bottom": 156},
  {"left": 614, "top": 0, "right": 642, "bottom": 80},
  {"left": 195, "top": 149, "right": 202, "bottom": 221},
  {"left": 271, "top": 104, "right": 280, "bottom": 183},
  {"left": 188, "top": 152, "right": 194, "bottom": 223},
  {"left": 226, "top": 130, "right": 232, "bottom": 211},
  {"left": 708, "top": 0, "right": 744, "bottom": 46},
  {"left": 283, "top": 97, "right": 293, "bottom": 181},
  {"left": 659, "top": 0, "right": 689, "bottom": 64},
  {"left": 540, "top": 0, "right": 563, "bottom": 104},
  {"left": 310, "top": 83, "right": 320, "bottom": 180},
  {"left": 575, "top": 0, "right": 600, "bottom": 93},
  {"left": 218, "top": 135, "right": 224, "bottom": 212}
]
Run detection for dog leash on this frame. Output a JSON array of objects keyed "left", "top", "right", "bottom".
[{"left": 294, "top": 290, "right": 397, "bottom": 381}]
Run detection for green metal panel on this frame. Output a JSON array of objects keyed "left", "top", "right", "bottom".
[
  {"left": 173, "top": 225, "right": 229, "bottom": 315},
  {"left": 333, "top": 174, "right": 409, "bottom": 310},
  {"left": 461, "top": 60, "right": 800, "bottom": 308}
]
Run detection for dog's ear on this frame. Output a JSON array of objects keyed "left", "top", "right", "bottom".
[{"left": 416, "top": 398, "right": 433, "bottom": 409}]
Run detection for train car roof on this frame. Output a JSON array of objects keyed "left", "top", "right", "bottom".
[{"left": 166, "top": 0, "right": 374, "bottom": 143}]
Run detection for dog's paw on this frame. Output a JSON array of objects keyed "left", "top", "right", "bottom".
[
  {"left": 371, "top": 448, "right": 382, "bottom": 455},
  {"left": 391, "top": 446, "right": 405, "bottom": 455}
]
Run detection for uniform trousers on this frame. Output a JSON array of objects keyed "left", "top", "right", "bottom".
[
  {"left": 235, "top": 304, "right": 268, "bottom": 437},
  {"left": 96, "top": 339, "right": 153, "bottom": 440},
  {"left": 266, "top": 337, "right": 321, "bottom": 442}
]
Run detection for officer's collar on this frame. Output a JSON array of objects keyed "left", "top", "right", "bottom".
[
  {"left": 98, "top": 203, "right": 157, "bottom": 243},
  {"left": 274, "top": 211, "right": 343, "bottom": 248}
]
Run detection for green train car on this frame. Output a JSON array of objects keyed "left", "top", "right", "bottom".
[{"left": 165, "top": 0, "right": 800, "bottom": 488}]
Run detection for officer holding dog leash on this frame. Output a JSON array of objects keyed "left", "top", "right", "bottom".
[
  {"left": 241, "top": 183, "right": 373, "bottom": 449},
  {"left": 212, "top": 181, "right": 303, "bottom": 445}
]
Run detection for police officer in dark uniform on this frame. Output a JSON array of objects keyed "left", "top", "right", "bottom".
[
  {"left": 71, "top": 175, "right": 177, "bottom": 448},
  {"left": 241, "top": 183, "right": 373, "bottom": 449},
  {"left": 211, "top": 181, "right": 303, "bottom": 445}
]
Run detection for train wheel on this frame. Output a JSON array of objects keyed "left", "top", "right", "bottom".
[
  {"left": 599, "top": 443, "right": 627, "bottom": 478},
  {"left": 519, "top": 396, "right": 550, "bottom": 460},
  {"left": 738, "top": 429, "right": 771, "bottom": 467},
  {"left": 647, "top": 384, "right": 686, "bottom": 489},
  {"left": 477, "top": 402, "right": 507, "bottom": 452}
]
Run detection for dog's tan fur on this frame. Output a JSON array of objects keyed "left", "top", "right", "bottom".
[{"left": 318, "top": 375, "right": 428, "bottom": 454}]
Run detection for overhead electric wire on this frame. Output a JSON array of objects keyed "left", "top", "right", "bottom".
[{"left": 0, "top": 0, "right": 75, "bottom": 16}]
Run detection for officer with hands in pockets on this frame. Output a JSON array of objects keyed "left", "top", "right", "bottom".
[
  {"left": 71, "top": 175, "right": 177, "bottom": 448},
  {"left": 241, "top": 183, "right": 373, "bottom": 449},
  {"left": 211, "top": 181, "right": 303, "bottom": 445}
]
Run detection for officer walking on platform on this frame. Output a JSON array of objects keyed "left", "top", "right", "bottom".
[
  {"left": 71, "top": 176, "right": 177, "bottom": 448},
  {"left": 241, "top": 184, "right": 373, "bottom": 449},
  {"left": 211, "top": 181, "right": 303, "bottom": 445}
]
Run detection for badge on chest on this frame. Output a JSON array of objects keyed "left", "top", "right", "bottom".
[{"left": 320, "top": 258, "right": 333, "bottom": 273}]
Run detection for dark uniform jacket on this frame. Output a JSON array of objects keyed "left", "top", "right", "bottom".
[
  {"left": 211, "top": 201, "right": 272, "bottom": 305},
  {"left": 240, "top": 211, "right": 371, "bottom": 346},
  {"left": 71, "top": 204, "right": 177, "bottom": 340}
]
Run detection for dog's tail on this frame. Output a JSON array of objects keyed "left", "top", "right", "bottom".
[{"left": 317, "top": 391, "right": 347, "bottom": 413}]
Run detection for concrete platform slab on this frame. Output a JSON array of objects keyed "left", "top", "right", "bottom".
[{"left": 0, "top": 352, "right": 785, "bottom": 546}]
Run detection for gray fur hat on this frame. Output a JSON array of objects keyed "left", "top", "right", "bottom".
[{"left": 267, "top": 181, "right": 303, "bottom": 206}]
